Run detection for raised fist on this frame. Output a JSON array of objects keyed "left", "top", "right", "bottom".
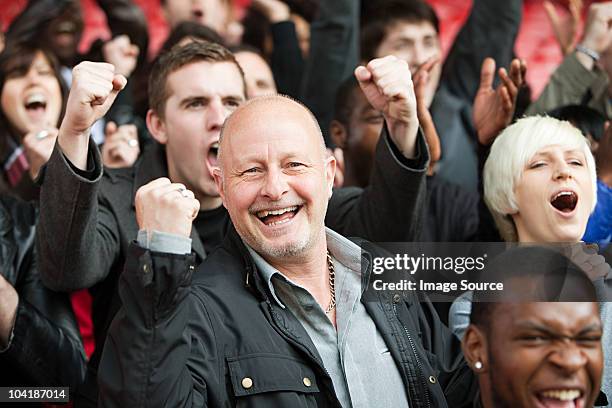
[
  {"left": 135, "top": 178, "right": 200, "bottom": 238},
  {"left": 354, "top": 56, "right": 419, "bottom": 158},
  {"left": 61, "top": 62, "right": 126, "bottom": 139},
  {"left": 101, "top": 122, "right": 140, "bottom": 169},
  {"left": 102, "top": 35, "right": 139, "bottom": 78},
  {"left": 22, "top": 127, "right": 59, "bottom": 179},
  {"left": 581, "top": 2, "right": 612, "bottom": 55}
]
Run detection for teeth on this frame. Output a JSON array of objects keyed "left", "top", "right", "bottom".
[
  {"left": 25, "top": 93, "right": 46, "bottom": 105},
  {"left": 552, "top": 191, "right": 575, "bottom": 201},
  {"left": 268, "top": 218, "right": 291, "bottom": 226},
  {"left": 541, "top": 390, "right": 581, "bottom": 401},
  {"left": 256, "top": 206, "right": 298, "bottom": 218},
  {"left": 210, "top": 142, "right": 219, "bottom": 150}
]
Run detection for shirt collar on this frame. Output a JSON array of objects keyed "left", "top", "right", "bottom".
[{"left": 245, "top": 227, "right": 363, "bottom": 308}]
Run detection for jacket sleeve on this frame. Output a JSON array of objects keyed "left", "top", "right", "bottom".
[
  {"left": 416, "top": 294, "right": 479, "bottom": 408},
  {"left": 526, "top": 52, "right": 606, "bottom": 115},
  {"left": 98, "top": 244, "right": 213, "bottom": 408},
  {"left": 36, "top": 141, "right": 121, "bottom": 291},
  {"left": 1, "top": 237, "right": 86, "bottom": 387},
  {"left": 326, "top": 125, "right": 428, "bottom": 242},
  {"left": 2, "top": 293, "right": 87, "bottom": 388},
  {"left": 442, "top": 0, "right": 522, "bottom": 104},
  {"left": 270, "top": 21, "right": 304, "bottom": 99},
  {"left": 299, "top": 0, "right": 359, "bottom": 144}
]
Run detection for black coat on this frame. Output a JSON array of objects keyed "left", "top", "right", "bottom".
[
  {"left": 0, "top": 195, "right": 86, "bottom": 404},
  {"left": 98, "top": 226, "right": 477, "bottom": 408},
  {"left": 37, "top": 127, "right": 429, "bottom": 405}
]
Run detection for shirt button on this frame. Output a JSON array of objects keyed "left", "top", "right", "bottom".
[
  {"left": 303, "top": 377, "right": 312, "bottom": 387},
  {"left": 241, "top": 377, "right": 253, "bottom": 389},
  {"left": 428, "top": 375, "right": 437, "bottom": 384}
]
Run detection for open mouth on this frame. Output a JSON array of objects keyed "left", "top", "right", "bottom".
[
  {"left": 23, "top": 93, "right": 48, "bottom": 123},
  {"left": 255, "top": 205, "right": 302, "bottom": 226},
  {"left": 208, "top": 142, "right": 219, "bottom": 167},
  {"left": 536, "top": 389, "right": 584, "bottom": 408},
  {"left": 550, "top": 191, "right": 578, "bottom": 214}
]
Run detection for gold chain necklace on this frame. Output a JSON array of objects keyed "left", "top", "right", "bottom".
[{"left": 325, "top": 250, "right": 336, "bottom": 314}]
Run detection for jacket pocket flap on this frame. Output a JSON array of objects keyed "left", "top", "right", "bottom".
[{"left": 227, "top": 353, "right": 320, "bottom": 396}]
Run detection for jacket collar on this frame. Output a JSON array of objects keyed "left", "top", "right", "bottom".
[{"left": 131, "top": 142, "right": 207, "bottom": 260}]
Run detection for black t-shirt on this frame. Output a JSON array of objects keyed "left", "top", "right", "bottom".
[{"left": 194, "top": 205, "right": 231, "bottom": 254}]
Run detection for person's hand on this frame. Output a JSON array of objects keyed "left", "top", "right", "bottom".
[
  {"left": 596, "top": 122, "right": 612, "bottom": 187},
  {"left": 473, "top": 58, "right": 526, "bottom": 146},
  {"left": 544, "top": 0, "right": 583, "bottom": 55},
  {"left": 135, "top": 178, "right": 200, "bottom": 238},
  {"left": 565, "top": 243, "right": 611, "bottom": 281},
  {"left": 413, "top": 56, "right": 441, "bottom": 172},
  {"left": 102, "top": 35, "right": 140, "bottom": 78},
  {"left": 0, "top": 274, "right": 18, "bottom": 347},
  {"left": 250, "top": 0, "right": 290, "bottom": 23},
  {"left": 59, "top": 62, "right": 126, "bottom": 169},
  {"left": 581, "top": 2, "right": 612, "bottom": 55},
  {"left": 102, "top": 122, "right": 140, "bottom": 169},
  {"left": 22, "top": 128, "right": 59, "bottom": 179},
  {"left": 355, "top": 56, "right": 419, "bottom": 158}
]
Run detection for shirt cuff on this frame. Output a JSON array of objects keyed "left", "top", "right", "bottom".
[{"left": 137, "top": 230, "right": 192, "bottom": 255}]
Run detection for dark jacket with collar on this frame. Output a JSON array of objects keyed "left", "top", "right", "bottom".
[
  {"left": 98, "top": 226, "right": 477, "bottom": 408},
  {"left": 0, "top": 195, "right": 86, "bottom": 401},
  {"left": 37, "top": 127, "right": 428, "bottom": 404}
]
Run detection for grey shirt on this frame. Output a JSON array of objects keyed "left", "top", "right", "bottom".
[{"left": 247, "top": 228, "right": 409, "bottom": 408}]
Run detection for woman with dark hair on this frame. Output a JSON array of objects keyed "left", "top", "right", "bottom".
[{"left": 0, "top": 43, "right": 65, "bottom": 201}]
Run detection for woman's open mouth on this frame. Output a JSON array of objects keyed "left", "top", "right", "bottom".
[{"left": 549, "top": 190, "right": 578, "bottom": 216}]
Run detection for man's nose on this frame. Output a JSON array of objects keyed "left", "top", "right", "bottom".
[
  {"left": 413, "top": 44, "right": 428, "bottom": 69},
  {"left": 548, "top": 341, "right": 589, "bottom": 375},
  {"left": 206, "top": 98, "right": 227, "bottom": 131},
  {"left": 261, "top": 168, "right": 289, "bottom": 201}
]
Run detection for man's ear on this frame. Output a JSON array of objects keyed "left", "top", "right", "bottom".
[
  {"left": 330, "top": 120, "right": 348, "bottom": 150},
  {"left": 213, "top": 167, "right": 226, "bottom": 206},
  {"left": 146, "top": 109, "right": 168, "bottom": 144},
  {"left": 462, "top": 324, "right": 489, "bottom": 373},
  {"left": 325, "top": 154, "right": 336, "bottom": 199}
]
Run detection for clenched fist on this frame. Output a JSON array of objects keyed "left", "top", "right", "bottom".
[
  {"left": 135, "top": 178, "right": 200, "bottom": 238},
  {"left": 59, "top": 62, "right": 126, "bottom": 170},
  {"left": 354, "top": 56, "right": 419, "bottom": 158}
]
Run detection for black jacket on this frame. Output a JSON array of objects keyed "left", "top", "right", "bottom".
[
  {"left": 0, "top": 195, "right": 86, "bottom": 403},
  {"left": 99, "top": 226, "right": 477, "bottom": 408},
  {"left": 37, "top": 127, "right": 428, "bottom": 405}
]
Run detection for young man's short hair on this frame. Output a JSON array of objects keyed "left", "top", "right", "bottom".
[
  {"left": 361, "top": 0, "right": 440, "bottom": 62},
  {"left": 148, "top": 41, "right": 246, "bottom": 118}
]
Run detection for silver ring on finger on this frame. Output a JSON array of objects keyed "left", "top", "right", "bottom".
[
  {"left": 126, "top": 138, "right": 138, "bottom": 148},
  {"left": 36, "top": 130, "right": 50, "bottom": 140},
  {"left": 177, "top": 187, "right": 190, "bottom": 198}
]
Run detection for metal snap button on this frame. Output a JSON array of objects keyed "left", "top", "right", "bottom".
[
  {"left": 241, "top": 377, "right": 253, "bottom": 389},
  {"left": 303, "top": 377, "right": 312, "bottom": 387}
]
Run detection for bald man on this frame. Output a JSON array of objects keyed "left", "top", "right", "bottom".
[
  {"left": 98, "top": 95, "right": 476, "bottom": 406},
  {"left": 38, "top": 43, "right": 430, "bottom": 404}
]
